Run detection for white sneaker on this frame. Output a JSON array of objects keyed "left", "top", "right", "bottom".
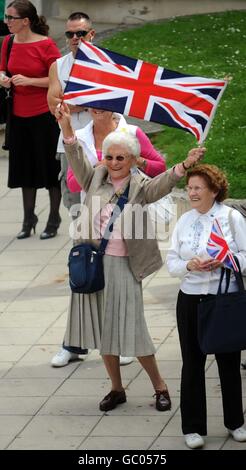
[
  {"left": 119, "top": 356, "right": 133, "bottom": 366},
  {"left": 228, "top": 426, "right": 246, "bottom": 442},
  {"left": 184, "top": 433, "right": 204, "bottom": 449},
  {"left": 51, "top": 348, "right": 79, "bottom": 367}
]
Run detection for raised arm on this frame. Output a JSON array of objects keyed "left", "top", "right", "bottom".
[
  {"left": 47, "top": 61, "right": 88, "bottom": 115},
  {"left": 47, "top": 62, "right": 63, "bottom": 115},
  {"left": 143, "top": 146, "right": 206, "bottom": 203},
  {"left": 55, "top": 103, "right": 95, "bottom": 192}
]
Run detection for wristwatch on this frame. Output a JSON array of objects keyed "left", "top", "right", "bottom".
[
  {"left": 182, "top": 161, "right": 189, "bottom": 170},
  {"left": 141, "top": 159, "right": 147, "bottom": 170}
]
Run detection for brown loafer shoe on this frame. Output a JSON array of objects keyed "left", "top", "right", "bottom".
[
  {"left": 154, "top": 389, "right": 171, "bottom": 411},
  {"left": 99, "top": 390, "right": 126, "bottom": 412}
]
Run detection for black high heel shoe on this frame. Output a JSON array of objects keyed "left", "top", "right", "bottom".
[
  {"left": 17, "top": 214, "right": 38, "bottom": 239},
  {"left": 40, "top": 215, "right": 62, "bottom": 240}
]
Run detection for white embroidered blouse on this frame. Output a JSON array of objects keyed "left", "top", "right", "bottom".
[{"left": 166, "top": 202, "right": 246, "bottom": 295}]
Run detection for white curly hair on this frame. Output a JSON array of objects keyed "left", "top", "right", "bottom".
[{"left": 102, "top": 130, "right": 140, "bottom": 159}]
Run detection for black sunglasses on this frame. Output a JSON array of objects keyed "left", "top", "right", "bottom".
[
  {"left": 5, "top": 14, "right": 24, "bottom": 21},
  {"left": 65, "top": 30, "right": 90, "bottom": 39},
  {"left": 104, "top": 155, "right": 129, "bottom": 162}
]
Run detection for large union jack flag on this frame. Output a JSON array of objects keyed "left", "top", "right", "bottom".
[
  {"left": 207, "top": 219, "right": 239, "bottom": 271},
  {"left": 63, "top": 41, "right": 227, "bottom": 143}
]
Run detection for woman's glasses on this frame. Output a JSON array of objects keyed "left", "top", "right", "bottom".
[
  {"left": 5, "top": 14, "right": 23, "bottom": 21},
  {"left": 185, "top": 185, "right": 208, "bottom": 193},
  {"left": 104, "top": 155, "right": 129, "bottom": 162},
  {"left": 65, "top": 30, "right": 90, "bottom": 39}
]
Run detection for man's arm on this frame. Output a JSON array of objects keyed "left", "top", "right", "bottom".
[
  {"left": 47, "top": 61, "right": 63, "bottom": 115},
  {"left": 47, "top": 61, "right": 88, "bottom": 115}
]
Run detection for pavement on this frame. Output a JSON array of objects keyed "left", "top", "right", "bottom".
[
  {"left": 0, "top": 17, "right": 245, "bottom": 453},
  {"left": 1, "top": 147, "right": 246, "bottom": 452}
]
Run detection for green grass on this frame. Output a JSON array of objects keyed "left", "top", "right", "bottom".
[{"left": 102, "top": 11, "right": 246, "bottom": 197}]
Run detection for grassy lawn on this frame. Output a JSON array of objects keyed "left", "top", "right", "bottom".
[{"left": 102, "top": 11, "right": 246, "bottom": 197}]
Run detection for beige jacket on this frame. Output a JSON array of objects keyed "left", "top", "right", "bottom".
[{"left": 65, "top": 141, "right": 180, "bottom": 282}]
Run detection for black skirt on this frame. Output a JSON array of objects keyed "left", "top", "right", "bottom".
[{"left": 8, "top": 112, "right": 60, "bottom": 189}]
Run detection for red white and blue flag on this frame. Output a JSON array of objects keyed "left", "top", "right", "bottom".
[
  {"left": 207, "top": 219, "right": 239, "bottom": 271},
  {"left": 63, "top": 41, "right": 227, "bottom": 143}
]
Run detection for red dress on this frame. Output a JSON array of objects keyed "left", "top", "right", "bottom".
[
  {"left": 0, "top": 35, "right": 61, "bottom": 189},
  {"left": 0, "top": 35, "right": 60, "bottom": 117}
]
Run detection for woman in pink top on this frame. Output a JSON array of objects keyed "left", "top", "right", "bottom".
[
  {"left": 66, "top": 108, "right": 166, "bottom": 193},
  {"left": 0, "top": 1, "right": 61, "bottom": 240}
]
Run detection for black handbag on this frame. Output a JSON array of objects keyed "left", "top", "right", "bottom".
[
  {"left": 0, "top": 86, "right": 10, "bottom": 124},
  {"left": 68, "top": 242, "right": 105, "bottom": 294},
  {"left": 197, "top": 258, "right": 246, "bottom": 354},
  {"left": 68, "top": 184, "right": 130, "bottom": 294},
  {"left": 0, "top": 35, "right": 14, "bottom": 149}
]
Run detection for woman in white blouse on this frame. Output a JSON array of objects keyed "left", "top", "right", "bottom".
[{"left": 166, "top": 164, "right": 246, "bottom": 449}]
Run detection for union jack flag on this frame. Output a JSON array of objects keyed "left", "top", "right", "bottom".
[
  {"left": 63, "top": 41, "right": 227, "bottom": 143},
  {"left": 207, "top": 219, "right": 239, "bottom": 271}
]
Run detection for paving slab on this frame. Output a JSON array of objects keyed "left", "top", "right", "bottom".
[
  {"left": 90, "top": 415, "right": 168, "bottom": 437},
  {"left": 79, "top": 436, "right": 154, "bottom": 450},
  {"left": 0, "top": 397, "right": 47, "bottom": 415},
  {"left": 8, "top": 435, "right": 83, "bottom": 450},
  {"left": 17, "top": 415, "right": 101, "bottom": 437}
]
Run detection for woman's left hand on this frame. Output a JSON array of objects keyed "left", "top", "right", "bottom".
[
  {"left": 11, "top": 74, "right": 31, "bottom": 86},
  {"left": 136, "top": 157, "right": 147, "bottom": 171},
  {"left": 183, "top": 147, "right": 206, "bottom": 169},
  {"left": 201, "top": 259, "right": 224, "bottom": 271}
]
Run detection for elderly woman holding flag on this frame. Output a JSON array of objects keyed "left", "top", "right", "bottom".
[
  {"left": 56, "top": 102, "right": 206, "bottom": 414},
  {"left": 166, "top": 163, "right": 246, "bottom": 449}
]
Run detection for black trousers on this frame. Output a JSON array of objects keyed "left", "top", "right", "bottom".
[{"left": 177, "top": 290, "right": 244, "bottom": 435}]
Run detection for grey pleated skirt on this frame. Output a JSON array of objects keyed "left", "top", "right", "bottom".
[{"left": 64, "top": 255, "right": 155, "bottom": 357}]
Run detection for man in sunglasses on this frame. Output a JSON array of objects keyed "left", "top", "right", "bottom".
[{"left": 48, "top": 12, "right": 95, "bottom": 211}]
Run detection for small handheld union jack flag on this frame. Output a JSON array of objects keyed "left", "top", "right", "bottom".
[
  {"left": 207, "top": 219, "right": 239, "bottom": 271},
  {"left": 63, "top": 41, "right": 228, "bottom": 144}
]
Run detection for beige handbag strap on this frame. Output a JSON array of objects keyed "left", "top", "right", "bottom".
[
  {"left": 228, "top": 208, "right": 236, "bottom": 241},
  {"left": 229, "top": 208, "right": 246, "bottom": 287}
]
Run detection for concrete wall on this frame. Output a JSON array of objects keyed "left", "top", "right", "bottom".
[
  {"left": 57, "top": 0, "right": 246, "bottom": 24},
  {"left": 31, "top": 0, "right": 59, "bottom": 17}
]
